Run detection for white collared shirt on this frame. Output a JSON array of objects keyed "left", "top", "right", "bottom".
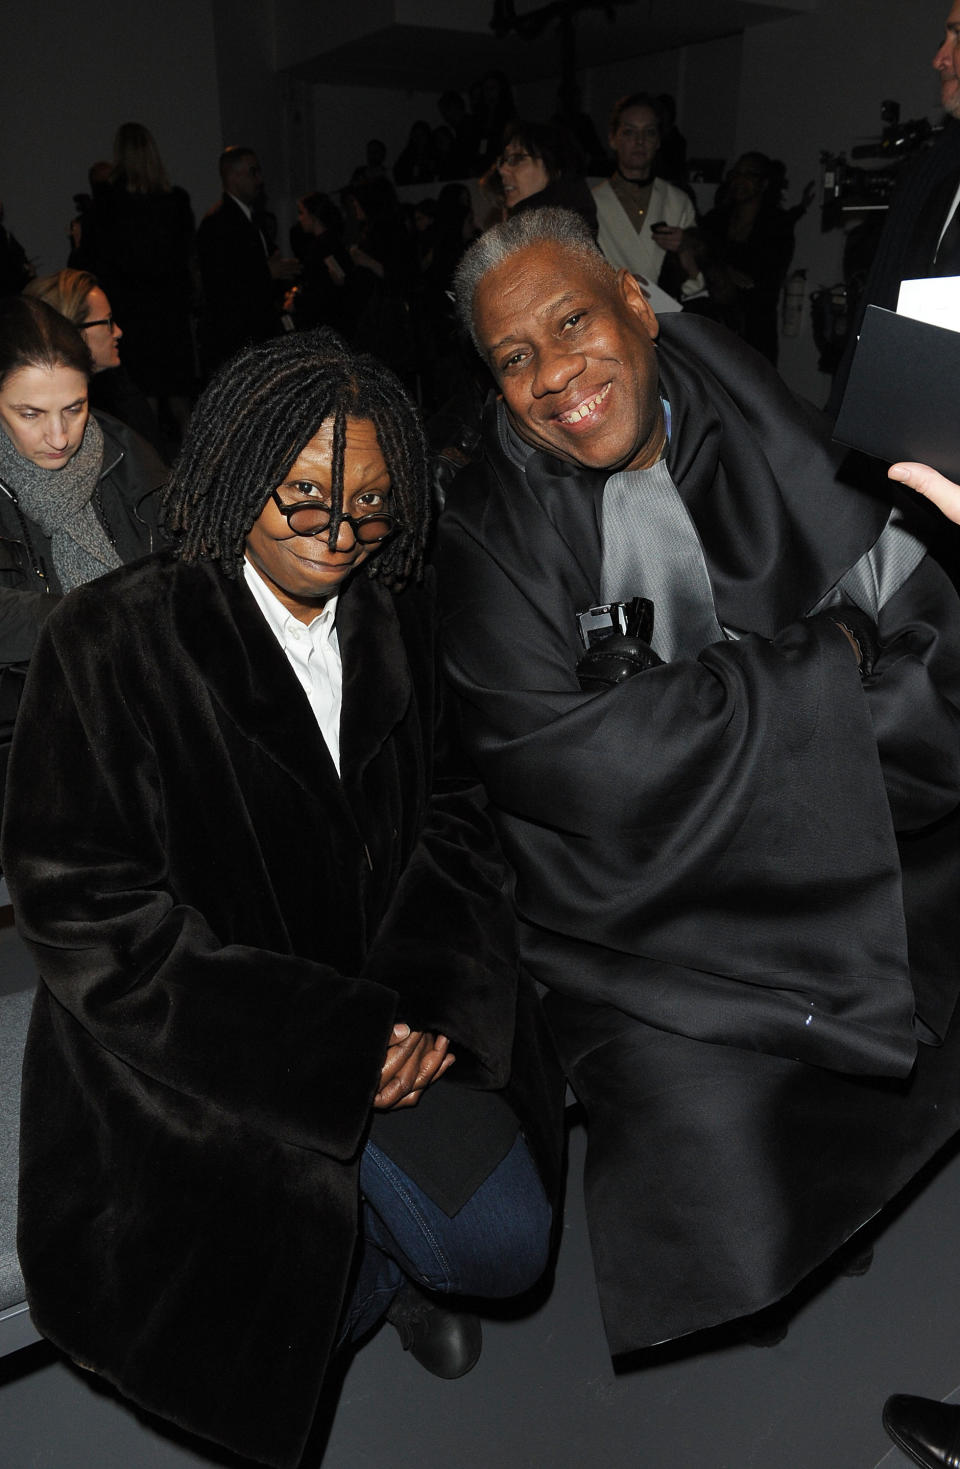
[
  {"left": 226, "top": 192, "right": 269, "bottom": 255},
  {"left": 243, "top": 557, "right": 342, "bottom": 772}
]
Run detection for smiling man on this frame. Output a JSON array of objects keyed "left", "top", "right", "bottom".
[{"left": 439, "top": 206, "right": 960, "bottom": 1358}]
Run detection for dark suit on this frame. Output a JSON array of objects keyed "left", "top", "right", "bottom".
[
  {"left": 5, "top": 555, "right": 563, "bottom": 1468},
  {"left": 829, "top": 119, "right": 960, "bottom": 415},
  {"left": 196, "top": 193, "right": 278, "bottom": 371}
]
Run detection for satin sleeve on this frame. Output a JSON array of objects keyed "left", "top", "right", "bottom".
[{"left": 439, "top": 494, "right": 960, "bottom": 1077}]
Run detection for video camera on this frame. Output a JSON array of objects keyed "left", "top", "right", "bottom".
[{"left": 820, "top": 100, "right": 937, "bottom": 230}]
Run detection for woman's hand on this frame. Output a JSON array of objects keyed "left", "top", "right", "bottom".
[
  {"left": 374, "top": 1023, "right": 455, "bottom": 1110},
  {"left": 650, "top": 224, "right": 687, "bottom": 254},
  {"left": 888, "top": 462, "right": 960, "bottom": 526}
]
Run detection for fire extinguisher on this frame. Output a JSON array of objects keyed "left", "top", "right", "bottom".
[{"left": 782, "top": 268, "right": 806, "bottom": 337}]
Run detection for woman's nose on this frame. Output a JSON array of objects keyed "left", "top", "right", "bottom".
[{"left": 327, "top": 515, "right": 358, "bottom": 551}]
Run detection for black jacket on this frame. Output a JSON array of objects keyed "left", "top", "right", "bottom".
[
  {"left": 0, "top": 410, "right": 168, "bottom": 665},
  {"left": 197, "top": 194, "right": 278, "bottom": 370}
]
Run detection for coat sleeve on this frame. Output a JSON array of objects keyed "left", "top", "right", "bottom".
[
  {"left": 438, "top": 491, "right": 960, "bottom": 1077},
  {"left": 1, "top": 607, "right": 399, "bottom": 1163},
  {"left": 360, "top": 716, "right": 520, "bottom": 1092}
]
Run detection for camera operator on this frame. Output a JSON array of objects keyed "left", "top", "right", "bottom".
[{"left": 828, "top": 1, "right": 960, "bottom": 416}]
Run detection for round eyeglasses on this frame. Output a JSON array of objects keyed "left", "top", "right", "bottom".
[{"left": 268, "top": 489, "right": 397, "bottom": 544}]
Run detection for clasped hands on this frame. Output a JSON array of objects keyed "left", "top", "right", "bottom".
[{"left": 374, "top": 1022, "right": 455, "bottom": 1111}]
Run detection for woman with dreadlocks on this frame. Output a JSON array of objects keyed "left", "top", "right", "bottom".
[{"left": 3, "top": 329, "right": 562, "bottom": 1469}]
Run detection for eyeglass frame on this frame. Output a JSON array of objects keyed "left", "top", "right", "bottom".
[
  {"left": 78, "top": 315, "right": 116, "bottom": 331},
  {"left": 267, "top": 488, "right": 398, "bottom": 544},
  {"left": 498, "top": 149, "right": 533, "bottom": 170}
]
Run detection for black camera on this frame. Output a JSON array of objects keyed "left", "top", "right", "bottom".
[
  {"left": 576, "top": 597, "right": 654, "bottom": 651},
  {"left": 820, "top": 100, "right": 937, "bottom": 231}
]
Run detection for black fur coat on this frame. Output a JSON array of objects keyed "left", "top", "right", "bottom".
[{"left": 3, "top": 553, "right": 563, "bottom": 1467}]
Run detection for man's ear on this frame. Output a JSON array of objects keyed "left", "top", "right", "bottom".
[{"left": 617, "top": 269, "right": 661, "bottom": 341}]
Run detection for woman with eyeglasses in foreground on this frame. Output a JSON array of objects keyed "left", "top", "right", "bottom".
[{"left": 3, "top": 328, "right": 561, "bottom": 1469}]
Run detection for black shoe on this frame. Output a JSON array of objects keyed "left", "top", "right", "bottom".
[
  {"left": 883, "top": 1393, "right": 960, "bottom": 1468},
  {"left": 737, "top": 1301, "right": 790, "bottom": 1347},
  {"left": 385, "top": 1285, "right": 482, "bottom": 1379},
  {"left": 836, "top": 1238, "right": 874, "bottom": 1277}
]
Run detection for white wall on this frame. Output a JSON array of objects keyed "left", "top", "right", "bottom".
[{"left": 0, "top": 0, "right": 222, "bottom": 276}]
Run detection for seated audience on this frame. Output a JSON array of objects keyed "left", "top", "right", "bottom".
[
  {"left": 437, "top": 90, "right": 482, "bottom": 177},
  {"left": 342, "top": 177, "right": 420, "bottom": 380},
  {"left": 25, "top": 267, "right": 165, "bottom": 453},
  {"left": 0, "top": 198, "right": 33, "bottom": 297},
  {"left": 0, "top": 295, "right": 166, "bottom": 667},
  {"left": 393, "top": 120, "right": 437, "bottom": 185},
  {"left": 491, "top": 120, "right": 598, "bottom": 234},
  {"left": 4, "top": 327, "right": 562, "bottom": 1469},
  {"left": 196, "top": 146, "right": 298, "bottom": 375},
  {"left": 593, "top": 91, "right": 699, "bottom": 298},
  {"left": 287, "top": 192, "right": 352, "bottom": 335},
  {"left": 472, "top": 70, "right": 518, "bottom": 172},
  {"left": 684, "top": 152, "right": 800, "bottom": 365},
  {"left": 69, "top": 122, "right": 195, "bottom": 436}
]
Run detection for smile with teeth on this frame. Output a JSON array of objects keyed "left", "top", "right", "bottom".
[{"left": 555, "top": 382, "right": 611, "bottom": 425}]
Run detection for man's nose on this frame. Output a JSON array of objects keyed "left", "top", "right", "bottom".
[
  {"left": 935, "top": 36, "right": 952, "bottom": 68},
  {"left": 531, "top": 347, "right": 586, "bottom": 398}
]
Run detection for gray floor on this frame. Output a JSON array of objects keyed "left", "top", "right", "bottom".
[{"left": 2, "top": 912, "right": 959, "bottom": 1467}]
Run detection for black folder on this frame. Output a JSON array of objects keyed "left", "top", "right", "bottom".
[{"left": 832, "top": 304, "right": 960, "bottom": 481}]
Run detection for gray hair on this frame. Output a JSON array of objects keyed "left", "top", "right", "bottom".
[{"left": 453, "top": 207, "right": 614, "bottom": 354}]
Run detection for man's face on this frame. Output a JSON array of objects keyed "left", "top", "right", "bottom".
[
  {"left": 473, "top": 241, "right": 666, "bottom": 473},
  {"left": 227, "top": 153, "right": 264, "bottom": 207},
  {"left": 935, "top": 1, "right": 960, "bottom": 119},
  {"left": 609, "top": 104, "right": 660, "bottom": 181}
]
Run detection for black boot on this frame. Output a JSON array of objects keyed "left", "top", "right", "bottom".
[{"left": 385, "top": 1284, "right": 482, "bottom": 1379}]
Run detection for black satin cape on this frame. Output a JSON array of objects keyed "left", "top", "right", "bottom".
[{"left": 439, "top": 312, "right": 960, "bottom": 1348}]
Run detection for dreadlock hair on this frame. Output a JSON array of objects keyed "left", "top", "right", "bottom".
[{"left": 163, "top": 328, "right": 430, "bottom": 589}]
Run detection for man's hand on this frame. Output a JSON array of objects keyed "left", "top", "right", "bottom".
[
  {"left": 374, "top": 1024, "right": 455, "bottom": 1110},
  {"left": 889, "top": 462, "right": 960, "bottom": 527}
]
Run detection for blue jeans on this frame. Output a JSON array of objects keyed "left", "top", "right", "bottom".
[{"left": 340, "top": 1131, "right": 552, "bottom": 1344}]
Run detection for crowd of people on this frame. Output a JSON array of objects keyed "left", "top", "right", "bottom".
[
  {"left": 1, "top": 86, "right": 814, "bottom": 462},
  {"left": 4, "top": 21, "right": 960, "bottom": 1469}
]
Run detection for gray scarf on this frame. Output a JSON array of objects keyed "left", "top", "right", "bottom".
[{"left": 0, "top": 414, "right": 122, "bottom": 592}]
